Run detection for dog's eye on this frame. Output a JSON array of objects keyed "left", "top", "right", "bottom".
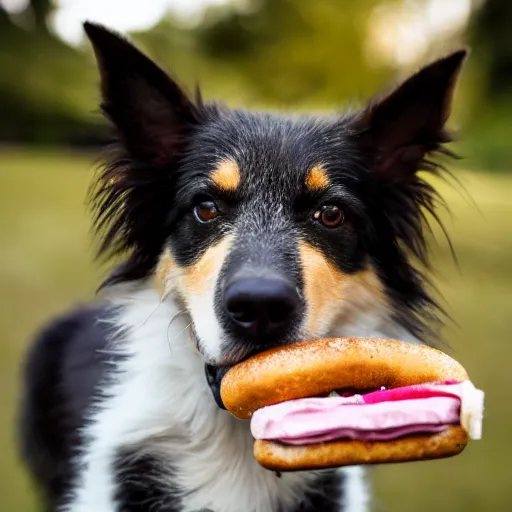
[
  {"left": 313, "top": 205, "right": 344, "bottom": 228},
  {"left": 194, "top": 201, "right": 219, "bottom": 223}
]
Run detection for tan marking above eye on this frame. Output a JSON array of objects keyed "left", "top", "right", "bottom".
[
  {"left": 211, "top": 159, "right": 240, "bottom": 191},
  {"left": 305, "top": 165, "right": 329, "bottom": 191},
  {"left": 299, "top": 241, "right": 386, "bottom": 337}
]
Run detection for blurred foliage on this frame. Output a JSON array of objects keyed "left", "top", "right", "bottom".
[
  {"left": 193, "top": 0, "right": 389, "bottom": 106},
  {"left": 129, "top": 0, "right": 390, "bottom": 110},
  {"left": 462, "top": 0, "right": 512, "bottom": 172},
  {"left": 0, "top": 0, "right": 511, "bottom": 167},
  {"left": 0, "top": 1, "right": 104, "bottom": 144},
  {"left": 469, "top": 0, "right": 512, "bottom": 100}
]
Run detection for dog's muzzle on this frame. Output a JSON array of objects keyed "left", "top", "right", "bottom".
[{"left": 205, "top": 363, "right": 230, "bottom": 409}]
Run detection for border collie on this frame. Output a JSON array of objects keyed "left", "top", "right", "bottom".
[{"left": 18, "top": 22, "right": 467, "bottom": 512}]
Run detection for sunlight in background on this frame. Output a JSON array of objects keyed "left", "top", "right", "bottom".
[
  {"left": 367, "top": 0, "right": 472, "bottom": 66},
  {"left": 51, "top": 0, "right": 232, "bottom": 45},
  {"left": 1, "top": 0, "right": 29, "bottom": 14},
  {"left": 0, "top": 0, "right": 232, "bottom": 44},
  {"left": 0, "top": 0, "right": 471, "bottom": 64}
]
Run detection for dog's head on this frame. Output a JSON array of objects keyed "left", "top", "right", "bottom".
[{"left": 85, "top": 24, "right": 466, "bottom": 379}]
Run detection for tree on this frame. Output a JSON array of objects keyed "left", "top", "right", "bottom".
[
  {"left": 193, "top": 0, "right": 387, "bottom": 107},
  {"left": 470, "top": 0, "right": 512, "bottom": 99},
  {"left": 30, "top": 0, "right": 54, "bottom": 31}
]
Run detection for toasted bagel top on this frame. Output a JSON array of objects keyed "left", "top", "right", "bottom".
[{"left": 220, "top": 337, "right": 468, "bottom": 420}]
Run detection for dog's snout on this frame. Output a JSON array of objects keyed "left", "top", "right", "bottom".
[{"left": 223, "top": 277, "right": 300, "bottom": 338}]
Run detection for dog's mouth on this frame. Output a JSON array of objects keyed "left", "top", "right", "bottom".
[
  {"left": 204, "top": 345, "right": 293, "bottom": 410},
  {"left": 204, "top": 345, "right": 277, "bottom": 409},
  {"left": 205, "top": 363, "right": 231, "bottom": 410}
]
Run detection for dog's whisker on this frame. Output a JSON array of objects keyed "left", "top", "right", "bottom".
[
  {"left": 123, "top": 299, "right": 183, "bottom": 338},
  {"left": 139, "top": 296, "right": 165, "bottom": 327},
  {"left": 167, "top": 322, "right": 193, "bottom": 356},
  {"left": 164, "top": 309, "right": 190, "bottom": 352},
  {"left": 189, "top": 326, "right": 202, "bottom": 356},
  {"left": 96, "top": 348, "right": 131, "bottom": 356}
]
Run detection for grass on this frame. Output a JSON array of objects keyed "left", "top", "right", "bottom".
[{"left": 0, "top": 147, "right": 511, "bottom": 511}]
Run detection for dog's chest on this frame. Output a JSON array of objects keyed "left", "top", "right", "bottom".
[{"left": 168, "top": 413, "right": 335, "bottom": 512}]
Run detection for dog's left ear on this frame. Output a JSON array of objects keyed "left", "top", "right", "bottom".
[
  {"left": 84, "top": 21, "right": 203, "bottom": 165},
  {"left": 357, "top": 50, "right": 468, "bottom": 180}
]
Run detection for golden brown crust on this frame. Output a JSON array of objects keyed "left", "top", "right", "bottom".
[
  {"left": 221, "top": 337, "right": 468, "bottom": 419},
  {"left": 253, "top": 426, "right": 469, "bottom": 471}
]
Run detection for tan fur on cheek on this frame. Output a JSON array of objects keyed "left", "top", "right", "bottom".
[
  {"left": 154, "top": 237, "right": 234, "bottom": 309},
  {"left": 180, "top": 236, "right": 234, "bottom": 297},
  {"left": 155, "top": 249, "right": 179, "bottom": 298},
  {"left": 299, "top": 242, "right": 386, "bottom": 337},
  {"left": 299, "top": 242, "right": 347, "bottom": 335},
  {"left": 211, "top": 159, "right": 240, "bottom": 192},
  {"left": 305, "top": 165, "right": 329, "bottom": 192}
]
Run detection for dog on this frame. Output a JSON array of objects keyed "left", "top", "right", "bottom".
[{"left": 18, "top": 22, "right": 467, "bottom": 512}]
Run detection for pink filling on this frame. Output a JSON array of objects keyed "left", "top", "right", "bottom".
[{"left": 251, "top": 381, "right": 466, "bottom": 444}]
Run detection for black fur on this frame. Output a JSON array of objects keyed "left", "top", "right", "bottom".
[
  {"left": 294, "top": 471, "right": 346, "bottom": 512},
  {"left": 111, "top": 449, "right": 342, "bottom": 512},
  {"left": 112, "top": 448, "right": 182, "bottom": 512},
  {"left": 18, "top": 303, "right": 119, "bottom": 510}
]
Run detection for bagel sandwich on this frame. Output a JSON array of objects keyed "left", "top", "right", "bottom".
[{"left": 220, "top": 337, "right": 484, "bottom": 471}]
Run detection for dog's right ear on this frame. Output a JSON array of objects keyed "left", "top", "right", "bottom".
[
  {"left": 355, "top": 50, "right": 468, "bottom": 181},
  {"left": 84, "top": 22, "right": 202, "bottom": 165}
]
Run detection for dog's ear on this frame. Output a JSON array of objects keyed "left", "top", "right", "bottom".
[
  {"left": 357, "top": 50, "right": 468, "bottom": 180},
  {"left": 84, "top": 22, "right": 202, "bottom": 165}
]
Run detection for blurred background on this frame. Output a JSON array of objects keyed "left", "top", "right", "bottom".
[{"left": 0, "top": 0, "right": 510, "bottom": 510}]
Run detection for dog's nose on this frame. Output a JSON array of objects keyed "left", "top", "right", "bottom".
[{"left": 223, "top": 277, "right": 300, "bottom": 338}]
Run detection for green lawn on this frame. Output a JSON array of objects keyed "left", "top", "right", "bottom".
[{"left": 1, "top": 148, "right": 511, "bottom": 511}]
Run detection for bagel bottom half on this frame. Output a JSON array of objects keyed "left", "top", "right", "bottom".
[{"left": 253, "top": 426, "right": 469, "bottom": 472}]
